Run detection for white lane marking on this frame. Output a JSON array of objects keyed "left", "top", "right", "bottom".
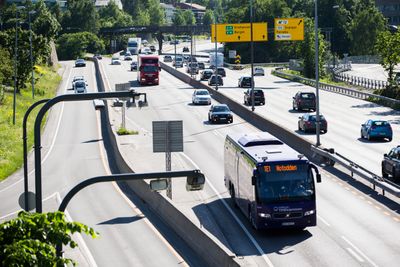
[
  {"left": 56, "top": 192, "right": 98, "bottom": 267},
  {"left": 317, "top": 215, "right": 331, "bottom": 227},
  {"left": 94, "top": 109, "right": 188, "bottom": 266},
  {"left": 342, "top": 236, "right": 378, "bottom": 267},
  {"left": 346, "top": 247, "right": 364, "bottom": 262},
  {"left": 179, "top": 152, "right": 274, "bottom": 267},
  {"left": 0, "top": 66, "right": 72, "bottom": 193},
  {"left": 213, "top": 129, "right": 225, "bottom": 139}
]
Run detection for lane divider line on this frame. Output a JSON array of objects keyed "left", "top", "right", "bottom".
[
  {"left": 317, "top": 215, "right": 331, "bottom": 227},
  {"left": 341, "top": 236, "right": 378, "bottom": 267},
  {"left": 179, "top": 152, "right": 275, "bottom": 267},
  {"left": 346, "top": 247, "right": 364, "bottom": 262}
]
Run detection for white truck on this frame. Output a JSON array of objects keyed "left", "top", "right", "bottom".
[
  {"left": 127, "top": 37, "right": 141, "bottom": 55},
  {"left": 209, "top": 52, "right": 224, "bottom": 68}
]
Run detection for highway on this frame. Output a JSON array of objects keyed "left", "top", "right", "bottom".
[
  {"left": 0, "top": 60, "right": 206, "bottom": 266},
  {"left": 100, "top": 52, "right": 400, "bottom": 266}
]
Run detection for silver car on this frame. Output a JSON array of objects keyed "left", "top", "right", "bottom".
[{"left": 192, "top": 89, "right": 211, "bottom": 105}]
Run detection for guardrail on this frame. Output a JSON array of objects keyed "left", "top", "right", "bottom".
[
  {"left": 311, "top": 146, "right": 400, "bottom": 198},
  {"left": 333, "top": 72, "right": 388, "bottom": 90},
  {"left": 161, "top": 61, "right": 400, "bottom": 199},
  {"left": 272, "top": 70, "right": 400, "bottom": 108}
]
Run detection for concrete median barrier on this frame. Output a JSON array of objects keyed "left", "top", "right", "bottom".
[{"left": 95, "top": 59, "right": 240, "bottom": 267}]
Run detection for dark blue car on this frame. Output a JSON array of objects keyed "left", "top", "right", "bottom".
[{"left": 361, "top": 119, "right": 392, "bottom": 141}]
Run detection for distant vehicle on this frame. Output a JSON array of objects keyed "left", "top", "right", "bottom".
[
  {"left": 142, "top": 39, "right": 149, "bottom": 46},
  {"left": 244, "top": 89, "right": 265, "bottom": 106},
  {"left": 382, "top": 146, "right": 400, "bottom": 181},
  {"left": 137, "top": 55, "right": 161, "bottom": 85},
  {"left": 208, "top": 104, "right": 233, "bottom": 124},
  {"left": 163, "top": 55, "right": 173, "bottom": 62},
  {"left": 253, "top": 67, "right": 265, "bottom": 76},
  {"left": 395, "top": 72, "right": 400, "bottom": 84},
  {"left": 183, "top": 55, "right": 197, "bottom": 63},
  {"left": 75, "top": 59, "right": 86, "bottom": 67},
  {"left": 93, "top": 54, "right": 102, "bottom": 60},
  {"left": 169, "top": 40, "right": 180, "bottom": 45},
  {"left": 127, "top": 37, "right": 141, "bottom": 55},
  {"left": 224, "top": 132, "right": 321, "bottom": 230},
  {"left": 298, "top": 113, "right": 328, "bottom": 133},
  {"left": 200, "top": 69, "right": 213, "bottom": 81},
  {"left": 186, "top": 62, "right": 199, "bottom": 74},
  {"left": 74, "top": 80, "right": 87, "bottom": 93},
  {"left": 238, "top": 76, "right": 252, "bottom": 88},
  {"left": 183, "top": 46, "right": 189, "bottom": 52},
  {"left": 141, "top": 47, "right": 152, "bottom": 54},
  {"left": 111, "top": 57, "right": 121, "bottom": 65},
  {"left": 292, "top": 92, "right": 316, "bottom": 111},
  {"left": 150, "top": 45, "right": 156, "bottom": 52},
  {"left": 130, "top": 61, "right": 138, "bottom": 71},
  {"left": 208, "top": 74, "right": 223, "bottom": 86},
  {"left": 361, "top": 119, "right": 392, "bottom": 141},
  {"left": 198, "top": 62, "right": 205, "bottom": 70},
  {"left": 93, "top": 99, "right": 105, "bottom": 110},
  {"left": 216, "top": 67, "right": 226, "bottom": 77},
  {"left": 192, "top": 89, "right": 211, "bottom": 105},
  {"left": 209, "top": 52, "right": 224, "bottom": 68},
  {"left": 124, "top": 52, "right": 133, "bottom": 61},
  {"left": 72, "top": 76, "right": 85, "bottom": 88},
  {"left": 173, "top": 56, "right": 184, "bottom": 68}
]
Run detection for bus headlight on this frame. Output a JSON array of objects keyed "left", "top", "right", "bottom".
[
  {"left": 258, "top": 213, "right": 271, "bottom": 218},
  {"left": 304, "top": 210, "right": 315, "bottom": 216}
]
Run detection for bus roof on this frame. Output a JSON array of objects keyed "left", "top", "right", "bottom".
[{"left": 227, "top": 132, "right": 307, "bottom": 164}]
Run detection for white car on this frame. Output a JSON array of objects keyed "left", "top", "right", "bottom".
[
  {"left": 72, "top": 76, "right": 85, "bottom": 88},
  {"left": 111, "top": 57, "right": 121, "bottom": 65},
  {"left": 192, "top": 89, "right": 211, "bottom": 105},
  {"left": 254, "top": 67, "right": 265, "bottom": 76},
  {"left": 141, "top": 47, "right": 152, "bottom": 54}
]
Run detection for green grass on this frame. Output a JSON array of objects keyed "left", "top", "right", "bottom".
[
  {"left": 0, "top": 66, "right": 61, "bottom": 181},
  {"left": 116, "top": 127, "right": 138, "bottom": 136}
]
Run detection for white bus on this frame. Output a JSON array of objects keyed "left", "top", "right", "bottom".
[{"left": 127, "top": 37, "right": 141, "bottom": 55}]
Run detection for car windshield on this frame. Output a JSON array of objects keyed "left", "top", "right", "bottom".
[
  {"left": 254, "top": 90, "right": 264, "bottom": 95},
  {"left": 75, "top": 82, "right": 85, "bottom": 87},
  {"left": 372, "top": 121, "right": 389, "bottom": 127},
  {"left": 76, "top": 59, "right": 84, "bottom": 62},
  {"left": 300, "top": 93, "right": 315, "bottom": 99},
  {"left": 257, "top": 163, "right": 314, "bottom": 203},
  {"left": 308, "top": 115, "right": 325, "bottom": 121},
  {"left": 213, "top": 106, "right": 229, "bottom": 112},
  {"left": 196, "top": 90, "right": 209, "bottom": 96}
]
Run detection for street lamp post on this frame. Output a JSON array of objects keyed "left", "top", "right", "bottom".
[
  {"left": 13, "top": 6, "right": 25, "bottom": 125},
  {"left": 314, "top": 0, "right": 321, "bottom": 147},
  {"left": 250, "top": 0, "right": 255, "bottom": 112},
  {"left": 214, "top": 12, "right": 218, "bottom": 90},
  {"left": 28, "top": 10, "right": 36, "bottom": 99}
]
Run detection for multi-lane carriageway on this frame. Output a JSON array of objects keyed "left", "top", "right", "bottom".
[
  {"left": 99, "top": 51, "right": 400, "bottom": 267},
  {"left": 0, "top": 48, "right": 398, "bottom": 266}
]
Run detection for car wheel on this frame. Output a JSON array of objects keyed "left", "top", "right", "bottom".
[
  {"left": 293, "top": 103, "right": 296, "bottom": 110},
  {"left": 382, "top": 165, "right": 388, "bottom": 178},
  {"left": 360, "top": 131, "right": 364, "bottom": 139},
  {"left": 367, "top": 133, "right": 371, "bottom": 141},
  {"left": 392, "top": 167, "right": 397, "bottom": 180}
]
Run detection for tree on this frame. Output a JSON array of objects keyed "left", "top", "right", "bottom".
[
  {"left": 172, "top": 9, "right": 186, "bottom": 26},
  {"left": 375, "top": 30, "right": 400, "bottom": 93},
  {"left": 202, "top": 10, "right": 214, "bottom": 26},
  {"left": 61, "top": 0, "right": 99, "bottom": 33},
  {"left": 0, "top": 211, "right": 97, "bottom": 266},
  {"left": 182, "top": 10, "right": 196, "bottom": 25},
  {"left": 148, "top": 0, "right": 165, "bottom": 26},
  {"left": 57, "top": 32, "right": 105, "bottom": 60},
  {"left": 98, "top": 1, "right": 133, "bottom": 28}
]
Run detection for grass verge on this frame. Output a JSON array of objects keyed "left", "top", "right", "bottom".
[{"left": 0, "top": 65, "right": 61, "bottom": 181}]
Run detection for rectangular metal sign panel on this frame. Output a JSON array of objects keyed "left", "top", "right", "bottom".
[
  {"left": 211, "top": 23, "right": 268, "bottom": 42},
  {"left": 152, "top": 121, "right": 183, "bottom": 153},
  {"left": 274, "top": 18, "right": 304, "bottom": 41},
  {"left": 115, "top": 82, "right": 131, "bottom": 91}
]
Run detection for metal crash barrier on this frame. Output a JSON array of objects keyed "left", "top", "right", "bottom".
[{"left": 311, "top": 146, "right": 400, "bottom": 198}]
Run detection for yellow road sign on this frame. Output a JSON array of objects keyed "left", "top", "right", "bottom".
[
  {"left": 211, "top": 23, "right": 268, "bottom": 42},
  {"left": 274, "top": 18, "right": 304, "bottom": 41}
]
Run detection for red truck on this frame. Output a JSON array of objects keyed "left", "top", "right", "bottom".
[{"left": 137, "top": 55, "right": 161, "bottom": 85}]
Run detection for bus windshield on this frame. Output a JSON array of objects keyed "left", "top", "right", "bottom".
[{"left": 256, "top": 162, "right": 314, "bottom": 203}]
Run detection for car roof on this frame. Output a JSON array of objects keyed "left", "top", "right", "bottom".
[{"left": 195, "top": 89, "right": 208, "bottom": 92}]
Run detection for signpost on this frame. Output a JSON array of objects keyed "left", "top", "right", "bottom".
[
  {"left": 152, "top": 120, "right": 184, "bottom": 199},
  {"left": 274, "top": 18, "right": 304, "bottom": 41},
  {"left": 211, "top": 23, "right": 268, "bottom": 42}
]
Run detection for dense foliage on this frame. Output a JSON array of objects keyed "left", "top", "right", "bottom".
[
  {"left": 0, "top": 211, "right": 97, "bottom": 266},
  {"left": 57, "top": 32, "right": 105, "bottom": 60}
]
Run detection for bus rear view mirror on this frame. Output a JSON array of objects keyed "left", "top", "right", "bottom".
[
  {"left": 186, "top": 171, "right": 205, "bottom": 191},
  {"left": 150, "top": 179, "right": 168, "bottom": 191},
  {"left": 316, "top": 173, "right": 321, "bottom": 183}
]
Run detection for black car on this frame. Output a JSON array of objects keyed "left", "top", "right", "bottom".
[
  {"left": 382, "top": 146, "right": 400, "bottom": 181},
  {"left": 130, "top": 61, "right": 137, "bottom": 71},
  {"left": 298, "top": 113, "right": 328, "bottom": 133},
  {"left": 244, "top": 89, "right": 265, "bottom": 105},
  {"left": 292, "top": 91, "right": 316, "bottom": 111},
  {"left": 198, "top": 62, "right": 205, "bottom": 70},
  {"left": 208, "top": 75, "right": 223, "bottom": 86},
  {"left": 208, "top": 104, "right": 233, "bottom": 124},
  {"left": 216, "top": 67, "right": 226, "bottom": 77},
  {"left": 75, "top": 59, "right": 86, "bottom": 67},
  {"left": 238, "top": 76, "right": 252, "bottom": 88},
  {"left": 200, "top": 69, "right": 213, "bottom": 81},
  {"left": 183, "top": 46, "right": 189, "bottom": 52},
  {"left": 150, "top": 45, "right": 156, "bottom": 52}
]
